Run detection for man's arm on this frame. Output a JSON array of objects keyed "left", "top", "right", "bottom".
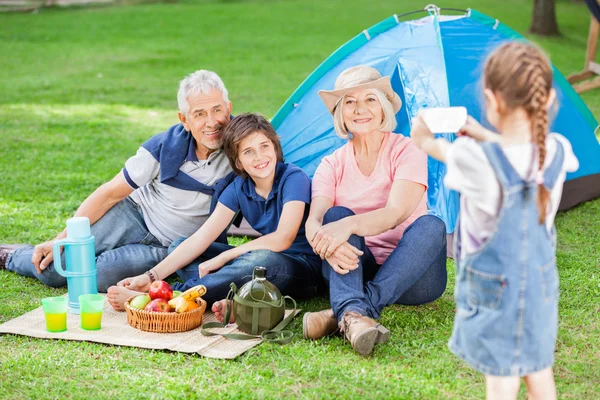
[{"left": 32, "top": 171, "right": 134, "bottom": 273}]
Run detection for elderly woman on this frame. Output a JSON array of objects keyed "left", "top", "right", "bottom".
[{"left": 303, "top": 66, "right": 447, "bottom": 356}]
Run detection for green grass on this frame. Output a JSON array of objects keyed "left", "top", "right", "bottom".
[{"left": 1, "top": 0, "right": 599, "bottom": 398}]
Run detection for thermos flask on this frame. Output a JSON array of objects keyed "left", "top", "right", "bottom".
[{"left": 52, "top": 217, "right": 98, "bottom": 314}]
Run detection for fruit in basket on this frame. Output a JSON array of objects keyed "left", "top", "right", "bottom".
[
  {"left": 144, "top": 298, "right": 171, "bottom": 312},
  {"left": 173, "top": 290, "right": 183, "bottom": 298},
  {"left": 129, "top": 294, "right": 151, "bottom": 310},
  {"left": 168, "top": 296, "right": 188, "bottom": 313},
  {"left": 186, "top": 299, "right": 200, "bottom": 311},
  {"left": 148, "top": 280, "right": 173, "bottom": 301},
  {"left": 181, "top": 285, "right": 207, "bottom": 301}
]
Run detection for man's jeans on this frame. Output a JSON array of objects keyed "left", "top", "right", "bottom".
[
  {"left": 169, "top": 239, "right": 323, "bottom": 307},
  {"left": 6, "top": 197, "right": 168, "bottom": 292},
  {"left": 321, "top": 206, "right": 448, "bottom": 322}
]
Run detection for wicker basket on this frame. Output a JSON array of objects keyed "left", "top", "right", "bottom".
[{"left": 125, "top": 296, "right": 207, "bottom": 333}]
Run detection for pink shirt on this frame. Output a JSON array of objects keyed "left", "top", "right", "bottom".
[{"left": 312, "top": 132, "right": 428, "bottom": 264}]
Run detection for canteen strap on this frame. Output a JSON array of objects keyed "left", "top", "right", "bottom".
[
  {"left": 260, "top": 296, "right": 297, "bottom": 344},
  {"left": 200, "top": 294, "right": 298, "bottom": 345}
]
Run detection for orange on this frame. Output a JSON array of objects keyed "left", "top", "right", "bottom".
[{"left": 186, "top": 299, "right": 199, "bottom": 311}]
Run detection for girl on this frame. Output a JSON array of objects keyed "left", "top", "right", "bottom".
[
  {"left": 107, "top": 113, "right": 322, "bottom": 312},
  {"left": 410, "top": 42, "right": 578, "bottom": 400}
]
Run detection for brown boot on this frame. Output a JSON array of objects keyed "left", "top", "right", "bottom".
[
  {"left": 303, "top": 308, "right": 339, "bottom": 340},
  {"left": 339, "top": 311, "right": 390, "bottom": 356},
  {"left": 0, "top": 245, "right": 24, "bottom": 270}
]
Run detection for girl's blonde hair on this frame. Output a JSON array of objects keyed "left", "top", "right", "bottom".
[
  {"left": 332, "top": 89, "right": 397, "bottom": 139},
  {"left": 484, "top": 42, "right": 554, "bottom": 224}
]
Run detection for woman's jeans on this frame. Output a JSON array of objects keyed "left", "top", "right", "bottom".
[
  {"left": 6, "top": 197, "right": 168, "bottom": 292},
  {"left": 321, "top": 206, "right": 447, "bottom": 322},
  {"left": 170, "top": 240, "right": 323, "bottom": 307}
]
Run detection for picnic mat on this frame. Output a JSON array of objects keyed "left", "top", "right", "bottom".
[{"left": 0, "top": 295, "right": 300, "bottom": 359}]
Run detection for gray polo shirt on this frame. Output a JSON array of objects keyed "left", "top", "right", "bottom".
[{"left": 124, "top": 147, "right": 232, "bottom": 246}]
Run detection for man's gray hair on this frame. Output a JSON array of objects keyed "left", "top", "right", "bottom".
[{"left": 177, "top": 70, "right": 229, "bottom": 116}]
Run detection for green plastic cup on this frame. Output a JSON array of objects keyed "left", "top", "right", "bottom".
[
  {"left": 41, "top": 296, "right": 68, "bottom": 333},
  {"left": 79, "top": 294, "right": 105, "bottom": 330}
]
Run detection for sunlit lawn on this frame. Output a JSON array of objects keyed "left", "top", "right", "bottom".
[{"left": 1, "top": 0, "right": 599, "bottom": 398}]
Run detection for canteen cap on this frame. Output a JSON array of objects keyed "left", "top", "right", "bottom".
[{"left": 66, "top": 217, "right": 92, "bottom": 239}]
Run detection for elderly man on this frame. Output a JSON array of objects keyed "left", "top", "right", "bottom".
[{"left": 0, "top": 70, "right": 234, "bottom": 292}]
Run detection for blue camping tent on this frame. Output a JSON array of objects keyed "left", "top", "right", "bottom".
[{"left": 271, "top": 6, "right": 600, "bottom": 235}]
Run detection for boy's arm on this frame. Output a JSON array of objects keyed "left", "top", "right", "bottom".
[
  {"left": 121, "top": 203, "right": 236, "bottom": 290},
  {"left": 217, "top": 200, "right": 306, "bottom": 263}
]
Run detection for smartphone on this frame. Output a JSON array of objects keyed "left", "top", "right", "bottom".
[{"left": 419, "top": 106, "right": 467, "bottom": 134}]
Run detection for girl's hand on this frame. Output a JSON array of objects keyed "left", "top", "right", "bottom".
[
  {"left": 313, "top": 219, "right": 356, "bottom": 259},
  {"left": 410, "top": 115, "right": 435, "bottom": 149},
  {"left": 198, "top": 255, "right": 228, "bottom": 278},
  {"left": 458, "top": 116, "right": 495, "bottom": 141},
  {"left": 117, "top": 274, "right": 151, "bottom": 292}
]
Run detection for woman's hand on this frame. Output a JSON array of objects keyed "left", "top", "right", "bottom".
[
  {"left": 409, "top": 114, "right": 435, "bottom": 149},
  {"left": 304, "top": 218, "right": 322, "bottom": 251},
  {"left": 458, "top": 116, "right": 496, "bottom": 142},
  {"left": 117, "top": 273, "right": 151, "bottom": 292},
  {"left": 312, "top": 218, "right": 356, "bottom": 259},
  {"left": 198, "top": 254, "right": 229, "bottom": 278},
  {"left": 326, "top": 242, "right": 363, "bottom": 274}
]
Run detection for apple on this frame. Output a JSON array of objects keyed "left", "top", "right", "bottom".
[
  {"left": 173, "top": 290, "right": 183, "bottom": 298},
  {"left": 129, "top": 294, "right": 151, "bottom": 310},
  {"left": 148, "top": 280, "right": 173, "bottom": 301},
  {"left": 144, "top": 298, "right": 171, "bottom": 313}
]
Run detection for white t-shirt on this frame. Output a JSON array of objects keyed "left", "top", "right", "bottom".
[
  {"left": 444, "top": 134, "right": 579, "bottom": 258},
  {"left": 124, "top": 147, "right": 232, "bottom": 246}
]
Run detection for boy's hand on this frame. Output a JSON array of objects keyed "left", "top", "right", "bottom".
[
  {"left": 117, "top": 274, "right": 151, "bottom": 292},
  {"left": 410, "top": 115, "right": 435, "bottom": 149},
  {"left": 198, "top": 255, "right": 228, "bottom": 278}
]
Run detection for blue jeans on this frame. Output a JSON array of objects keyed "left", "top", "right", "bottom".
[
  {"left": 169, "top": 239, "right": 323, "bottom": 307},
  {"left": 6, "top": 197, "right": 169, "bottom": 292},
  {"left": 322, "top": 206, "right": 447, "bottom": 321}
]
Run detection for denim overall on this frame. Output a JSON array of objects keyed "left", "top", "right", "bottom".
[{"left": 449, "top": 137, "right": 565, "bottom": 377}]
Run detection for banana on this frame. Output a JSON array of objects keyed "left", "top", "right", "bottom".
[
  {"left": 181, "top": 285, "right": 207, "bottom": 301},
  {"left": 168, "top": 296, "right": 188, "bottom": 313}
]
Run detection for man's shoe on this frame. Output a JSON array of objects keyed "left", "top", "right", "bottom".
[
  {"left": 0, "top": 245, "right": 24, "bottom": 269},
  {"left": 303, "top": 308, "right": 339, "bottom": 340},
  {"left": 339, "top": 311, "right": 390, "bottom": 356}
]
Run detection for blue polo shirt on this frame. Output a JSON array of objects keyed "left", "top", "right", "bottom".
[{"left": 218, "top": 162, "right": 314, "bottom": 256}]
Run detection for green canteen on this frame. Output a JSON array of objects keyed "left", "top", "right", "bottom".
[{"left": 233, "top": 266, "right": 285, "bottom": 335}]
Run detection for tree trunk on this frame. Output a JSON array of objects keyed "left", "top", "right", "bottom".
[{"left": 529, "top": 0, "right": 561, "bottom": 36}]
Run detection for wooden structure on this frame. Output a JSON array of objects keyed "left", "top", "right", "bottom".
[{"left": 568, "top": 1, "right": 600, "bottom": 93}]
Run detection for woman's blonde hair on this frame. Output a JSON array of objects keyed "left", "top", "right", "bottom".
[
  {"left": 332, "top": 88, "right": 397, "bottom": 139},
  {"left": 484, "top": 41, "right": 554, "bottom": 224}
]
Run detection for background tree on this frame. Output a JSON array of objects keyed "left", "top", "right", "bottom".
[{"left": 530, "top": 0, "right": 561, "bottom": 36}]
